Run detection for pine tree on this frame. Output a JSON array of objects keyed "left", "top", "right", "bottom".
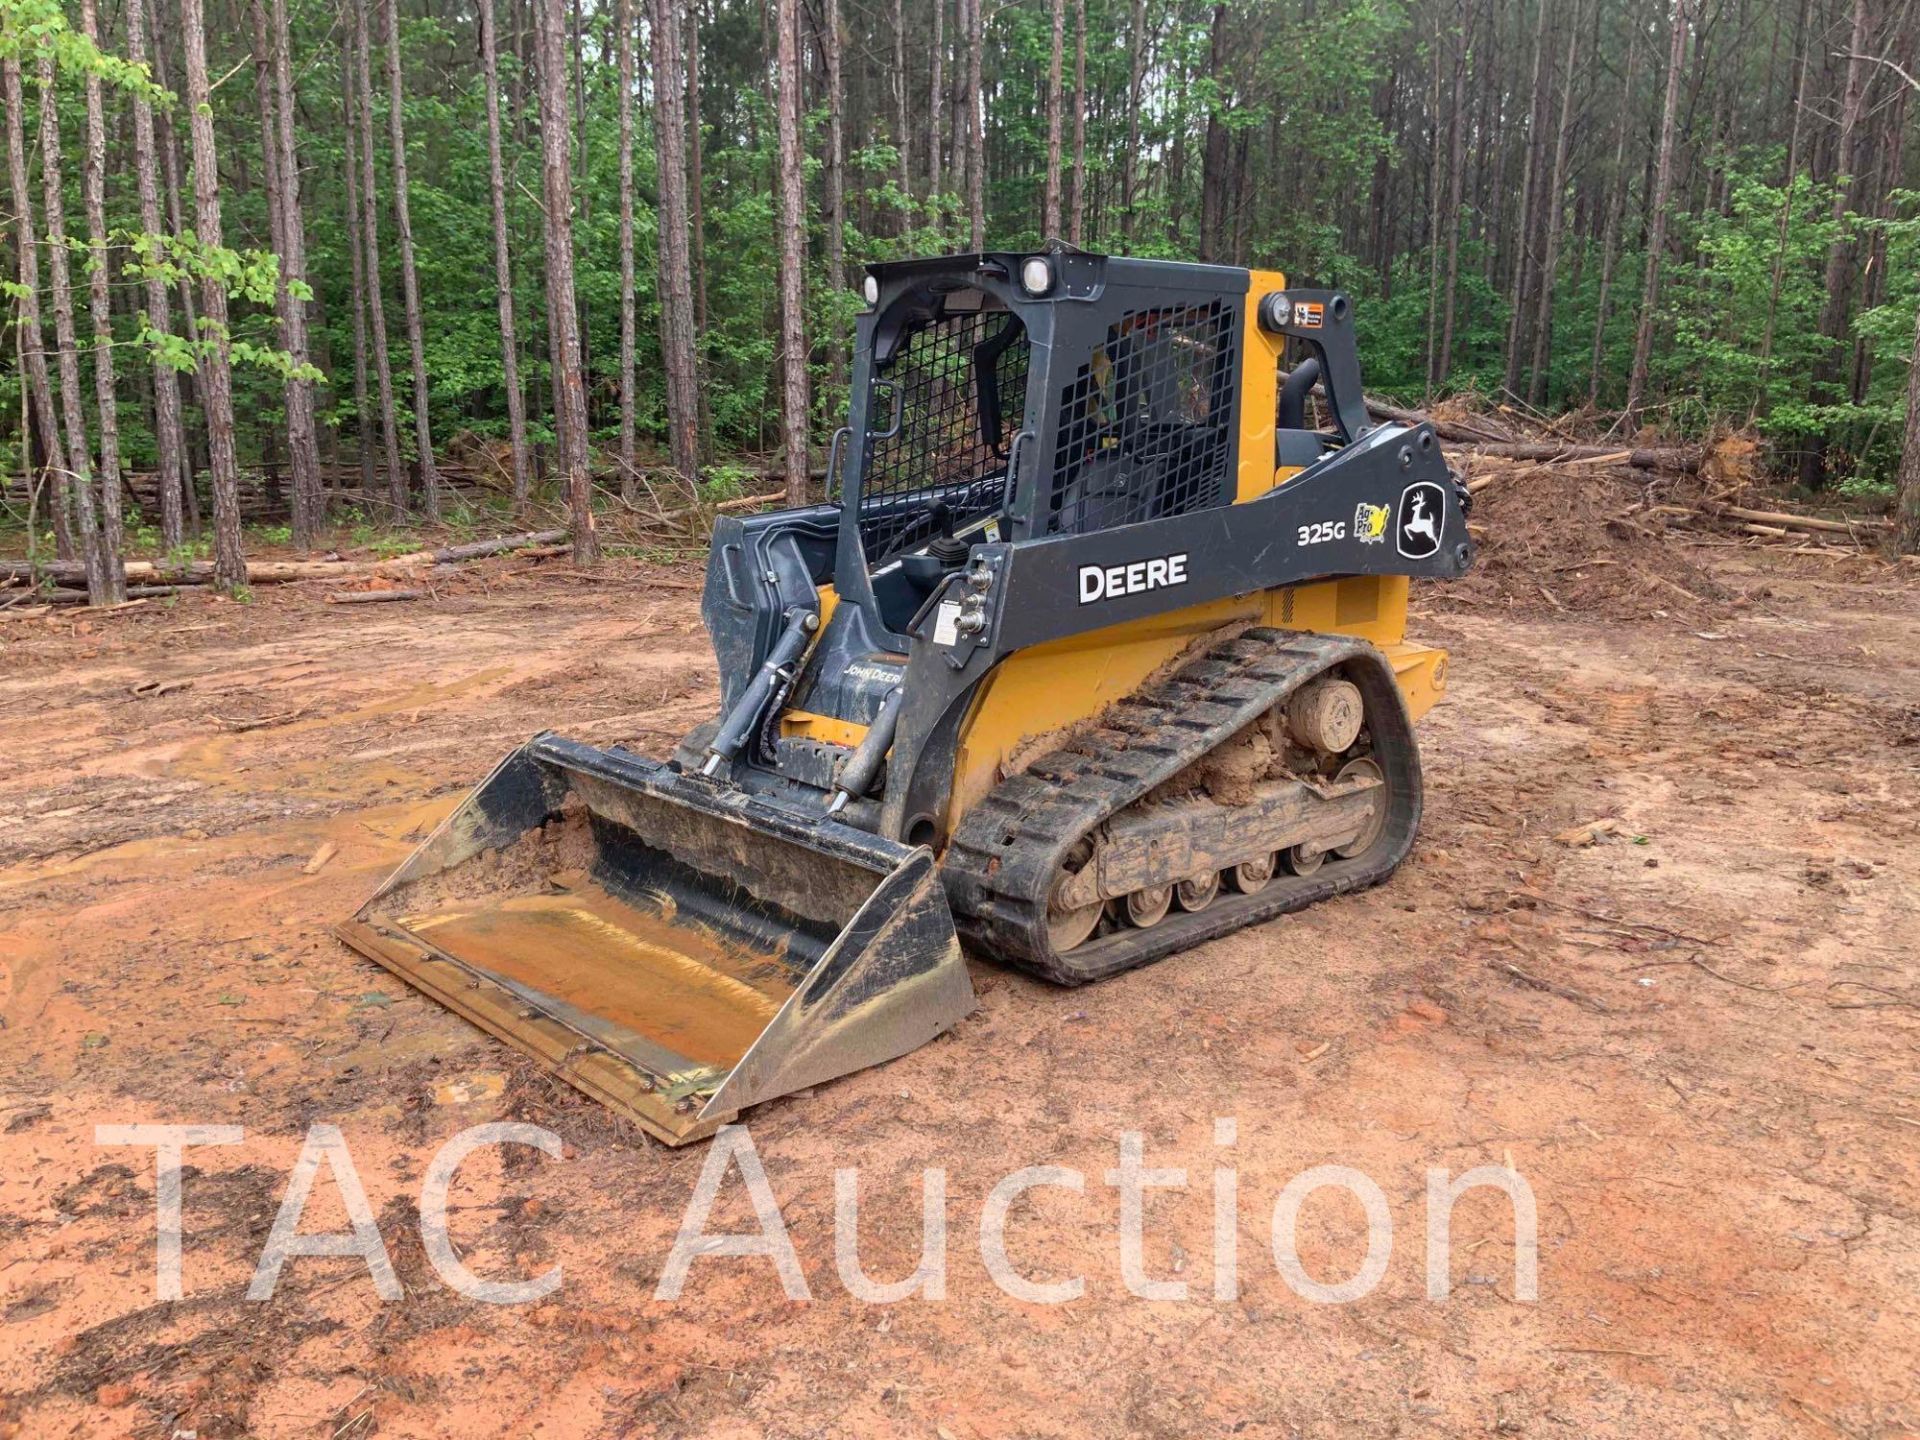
[
  {"left": 125, "top": 0, "right": 191, "bottom": 550},
  {"left": 773, "top": 0, "right": 811, "bottom": 503},
  {"left": 534, "top": 0, "right": 598, "bottom": 561},
  {"left": 2, "top": 57, "right": 75, "bottom": 564},
  {"left": 176, "top": 0, "right": 247, "bottom": 591},
  {"left": 479, "top": 0, "right": 532, "bottom": 512},
  {"left": 384, "top": 0, "right": 440, "bottom": 517}
]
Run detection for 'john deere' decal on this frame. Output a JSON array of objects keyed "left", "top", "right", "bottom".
[
  {"left": 1396, "top": 482, "right": 1445, "bottom": 559},
  {"left": 1079, "top": 553, "right": 1190, "bottom": 604}
]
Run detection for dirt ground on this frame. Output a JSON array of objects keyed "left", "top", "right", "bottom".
[{"left": 2, "top": 508, "right": 1918, "bottom": 1438}]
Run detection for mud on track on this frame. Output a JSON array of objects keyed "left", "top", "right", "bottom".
[{"left": 0, "top": 545, "right": 1916, "bottom": 1438}]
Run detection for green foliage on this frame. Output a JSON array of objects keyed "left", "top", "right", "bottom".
[
  {"left": 698, "top": 460, "right": 758, "bottom": 501},
  {"left": 4, "top": 0, "right": 1914, "bottom": 522},
  {"left": 0, "top": 0, "right": 165, "bottom": 100}
]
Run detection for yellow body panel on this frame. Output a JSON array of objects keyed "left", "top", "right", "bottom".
[
  {"left": 782, "top": 709, "right": 870, "bottom": 747},
  {"left": 1238, "top": 269, "right": 1290, "bottom": 502}
]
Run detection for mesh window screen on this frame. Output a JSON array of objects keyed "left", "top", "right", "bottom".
[
  {"left": 1047, "top": 302, "right": 1237, "bottom": 536},
  {"left": 857, "top": 308, "right": 1030, "bottom": 560}
]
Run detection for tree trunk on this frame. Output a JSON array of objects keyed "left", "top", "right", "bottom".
[
  {"left": 1798, "top": 0, "right": 1871, "bottom": 488},
  {"left": 652, "top": 0, "right": 702, "bottom": 489},
  {"left": 340, "top": 30, "right": 376, "bottom": 502},
  {"left": 250, "top": 1, "right": 295, "bottom": 517},
  {"left": 1043, "top": 0, "right": 1065, "bottom": 238},
  {"left": 1436, "top": 0, "right": 1471, "bottom": 386},
  {"left": 966, "top": 0, "right": 985, "bottom": 249},
  {"left": 824, "top": 0, "right": 847, "bottom": 394},
  {"left": 1589, "top": 20, "right": 1638, "bottom": 403},
  {"left": 928, "top": 0, "right": 944, "bottom": 207},
  {"left": 534, "top": 0, "right": 598, "bottom": 561},
  {"left": 1526, "top": 0, "right": 1582, "bottom": 406},
  {"left": 1501, "top": 0, "right": 1552, "bottom": 398},
  {"left": 1754, "top": 12, "right": 1808, "bottom": 401},
  {"left": 2, "top": 58, "right": 75, "bottom": 565},
  {"left": 79, "top": 0, "right": 126, "bottom": 600},
  {"left": 272, "top": 0, "right": 323, "bottom": 544},
  {"left": 1198, "top": 4, "right": 1230, "bottom": 262},
  {"left": 1624, "top": 0, "right": 1689, "bottom": 426},
  {"left": 686, "top": 0, "right": 708, "bottom": 333},
  {"left": 616, "top": 0, "right": 638, "bottom": 492},
  {"left": 147, "top": 0, "right": 205, "bottom": 538},
  {"left": 37, "top": 58, "right": 110, "bottom": 604},
  {"left": 176, "top": 0, "right": 247, "bottom": 591},
  {"left": 480, "top": 0, "right": 532, "bottom": 512},
  {"left": 774, "top": 0, "right": 811, "bottom": 503},
  {"left": 125, "top": 0, "right": 191, "bottom": 551},
  {"left": 1121, "top": 0, "right": 1146, "bottom": 249},
  {"left": 952, "top": 0, "right": 971, "bottom": 231},
  {"left": 890, "top": 0, "right": 910, "bottom": 229},
  {"left": 686, "top": 0, "right": 712, "bottom": 452},
  {"left": 384, "top": 0, "right": 440, "bottom": 517},
  {"left": 354, "top": 0, "right": 407, "bottom": 513},
  {"left": 1423, "top": 7, "right": 1446, "bottom": 395},
  {"left": 1898, "top": 300, "right": 1920, "bottom": 553},
  {"left": 1068, "top": 0, "right": 1087, "bottom": 245}
]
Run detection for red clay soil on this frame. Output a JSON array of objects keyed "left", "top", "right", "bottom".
[{"left": 0, "top": 532, "right": 1917, "bottom": 1438}]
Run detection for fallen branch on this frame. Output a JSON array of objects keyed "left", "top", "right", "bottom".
[
  {"left": 715, "top": 490, "right": 787, "bottom": 513},
  {"left": 1363, "top": 393, "right": 1515, "bottom": 444},
  {"left": 1489, "top": 960, "right": 1615, "bottom": 1013},
  {"left": 323, "top": 588, "right": 428, "bottom": 605},
  {"left": 44, "top": 584, "right": 183, "bottom": 604},
  {"left": 643, "top": 489, "right": 788, "bottom": 531}
]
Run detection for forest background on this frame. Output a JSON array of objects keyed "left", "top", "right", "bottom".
[{"left": 3, "top": 0, "right": 1918, "bottom": 604}]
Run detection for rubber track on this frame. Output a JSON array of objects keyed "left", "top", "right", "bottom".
[{"left": 943, "top": 626, "right": 1425, "bottom": 985}]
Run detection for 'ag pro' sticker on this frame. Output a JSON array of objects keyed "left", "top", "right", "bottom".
[{"left": 1396, "top": 481, "right": 1446, "bottom": 559}]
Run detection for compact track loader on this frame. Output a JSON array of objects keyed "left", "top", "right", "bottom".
[{"left": 339, "top": 248, "right": 1473, "bottom": 1143}]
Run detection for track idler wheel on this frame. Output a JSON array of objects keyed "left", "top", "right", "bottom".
[
  {"left": 1175, "top": 870, "right": 1221, "bottom": 912},
  {"left": 1047, "top": 842, "right": 1103, "bottom": 952},
  {"left": 1228, "top": 853, "right": 1277, "bottom": 894},
  {"left": 1125, "top": 885, "right": 1173, "bottom": 928}
]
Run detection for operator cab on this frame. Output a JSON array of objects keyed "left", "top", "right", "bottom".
[{"left": 846, "top": 249, "right": 1244, "bottom": 639}]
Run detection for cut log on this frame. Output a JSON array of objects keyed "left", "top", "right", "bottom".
[
  {"left": 1717, "top": 504, "right": 1888, "bottom": 535},
  {"left": 424, "top": 528, "right": 566, "bottom": 563},
  {"left": 4, "top": 527, "right": 569, "bottom": 588},
  {"left": 324, "top": 588, "right": 428, "bottom": 604},
  {"left": 1464, "top": 441, "right": 1702, "bottom": 470}
]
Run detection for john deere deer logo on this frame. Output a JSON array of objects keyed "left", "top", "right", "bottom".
[{"left": 1396, "top": 482, "right": 1446, "bottom": 559}]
